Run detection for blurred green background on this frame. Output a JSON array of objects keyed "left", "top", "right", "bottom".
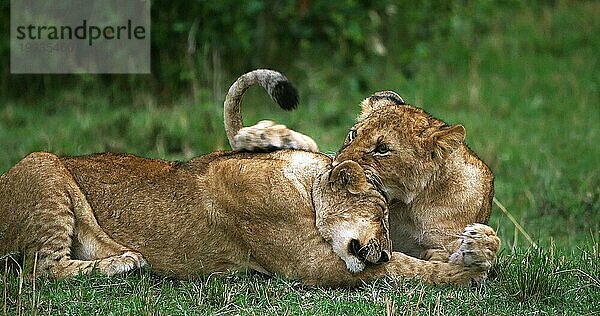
[{"left": 0, "top": 0, "right": 598, "bottom": 250}]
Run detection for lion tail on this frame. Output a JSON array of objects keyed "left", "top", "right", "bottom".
[{"left": 224, "top": 69, "right": 299, "bottom": 149}]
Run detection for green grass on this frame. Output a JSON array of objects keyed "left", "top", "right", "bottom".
[
  {"left": 1, "top": 2, "right": 599, "bottom": 315},
  {"left": 2, "top": 242, "right": 599, "bottom": 315}
]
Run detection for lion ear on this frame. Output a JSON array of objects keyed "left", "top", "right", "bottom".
[
  {"left": 428, "top": 125, "right": 465, "bottom": 160},
  {"left": 330, "top": 160, "right": 369, "bottom": 195},
  {"left": 359, "top": 90, "right": 405, "bottom": 119}
]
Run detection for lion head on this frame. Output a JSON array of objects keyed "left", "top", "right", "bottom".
[
  {"left": 334, "top": 91, "right": 466, "bottom": 205},
  {"left": 313, "top": 160, "right": 391, "bottom": 273}
]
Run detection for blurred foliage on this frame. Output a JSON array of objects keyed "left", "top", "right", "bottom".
[
  {"left": 0, "top": 0, "right": 559, "bottom": 103},
  {"left": 0, "top": 0, "right": 598, "bottom": 248}
]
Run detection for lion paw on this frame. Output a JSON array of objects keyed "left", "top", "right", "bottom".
[
  {"left": 233, "top": 120, "right": 319, "bottom": 152},
  {"left": 449, "top": 224, "right": 500, "bottom": 273},
  {"left": 102, "top": 251, "right": 147, "bottom": 276}
]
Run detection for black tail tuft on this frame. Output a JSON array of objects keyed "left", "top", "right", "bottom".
[{"left": 272, "top": 80, "right": 299, "bottom": 111}]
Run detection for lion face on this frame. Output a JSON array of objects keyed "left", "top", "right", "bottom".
[
  {"left": 334, "top": 91, "right": 466, "bottom": 205},
  {"left": 314, "top": 160, "right": 391, "bottom": 273}
]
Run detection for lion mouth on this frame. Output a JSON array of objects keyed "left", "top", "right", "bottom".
[
  {"left": 363, "top": 169, "right": 389, "bottom": 201},
  {"left": 349, "top": 239, "right": 390, "bottom": 265}
]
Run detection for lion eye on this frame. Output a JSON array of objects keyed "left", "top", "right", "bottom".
[
  {"left": 373, "top": 143, "right": 390, "bottom": 155},
  {"left": 346, "top": 130, "right": 357, "bottom": 143}
]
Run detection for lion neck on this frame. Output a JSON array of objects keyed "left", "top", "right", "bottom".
[{"left": 389, "top": 146, "right": 468, "bottom": 206}]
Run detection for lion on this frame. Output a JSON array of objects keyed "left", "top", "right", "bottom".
[
  {"left": 0, "top": 71, "right": 499, "bottom": 287},
  {"left": 225, "top": 69, "right": 318, "bottom": 153},
  {"left": 229, "top": 71, "right": 496, "bottom": 263}
]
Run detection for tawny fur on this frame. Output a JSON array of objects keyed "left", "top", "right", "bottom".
[
  {"left": 0, "top": 150, "right": 496, "bottom": 286},
  {"left": 335, "top": 92, "right": 495, "bottom": 260},
  {"left": 224, "top": 69, "right": 318, "bottom": 152},
  {"left": 233, "top": 87, "right": 496, "bottom": 262},
  {"left": 0, "top": 70, "right": 499, "bottom": 286}
]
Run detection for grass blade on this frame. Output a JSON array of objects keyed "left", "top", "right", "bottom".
[{"left": 494, "top": 197, "right": 538, "bottom": 249}]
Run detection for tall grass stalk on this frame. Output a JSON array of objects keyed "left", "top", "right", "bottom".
[
  {"left": 3, "top": 258, "right": 6, "bottom": 316},
  {"left": 494, "top": 197, "right": 537, "bottom": 249}
]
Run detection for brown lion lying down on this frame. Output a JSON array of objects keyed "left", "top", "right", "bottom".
[
  {"left": 0, "top": 71, "right": 499, "bottom": 286},
  {"left": 232, "top": 69, "right": 499, "bottom": 266}
]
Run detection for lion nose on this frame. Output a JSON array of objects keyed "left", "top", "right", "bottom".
[
  {"left": 349, "top": 239, "right": 362, "bottom": 258},
  {"left": 377, "top": 250, "right": 390, "bottom": 263},
  {"left": 350, "top": 239, "right": 372, "bottom": 261},
  {"left": 350, "top": 239, "right": 386, "bottom": 263}
]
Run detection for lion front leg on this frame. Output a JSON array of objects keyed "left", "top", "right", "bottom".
[
  {"left": 420, "top": 224, "right": 500, "bottom": 266},
  {"left": 359, "top": 252, "right": 486, "bottom": 285},
  {"left": 419, "top": 237, "right": 461, "bottom": 262},
  {"left": 233, "top": 120, "right": 318, "bottom": 152},
  {"left": 357, "top": 224, "right": 500, "bottom": 285}
]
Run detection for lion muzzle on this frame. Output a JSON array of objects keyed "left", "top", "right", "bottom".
[{"left": 349, "top": 238, "right": 390, "bottom": 265}]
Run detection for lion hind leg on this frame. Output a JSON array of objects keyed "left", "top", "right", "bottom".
[
  {"left": 42, "top": 251, "right": 146, "bottom": 278},
  {"left": 28, "top": 188, "right": 147, "bottom": 279},
  {"left": 32, "top": 194, "right": 147, "bottom": 279},
  {"left": 51, "top": 167, "right": 148, "bottom": 278},
  {"left": 68, "top": 184, "right": 132, "bottom": 260},
  {"left": 24, "top": 200, "right": 146, "bottom": 279},
  {"left": 233, "top": 120, "right": 318, "bottom": 152},
  {"left": 3, "top": 152, "right": 145, "bottom": 279}
]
